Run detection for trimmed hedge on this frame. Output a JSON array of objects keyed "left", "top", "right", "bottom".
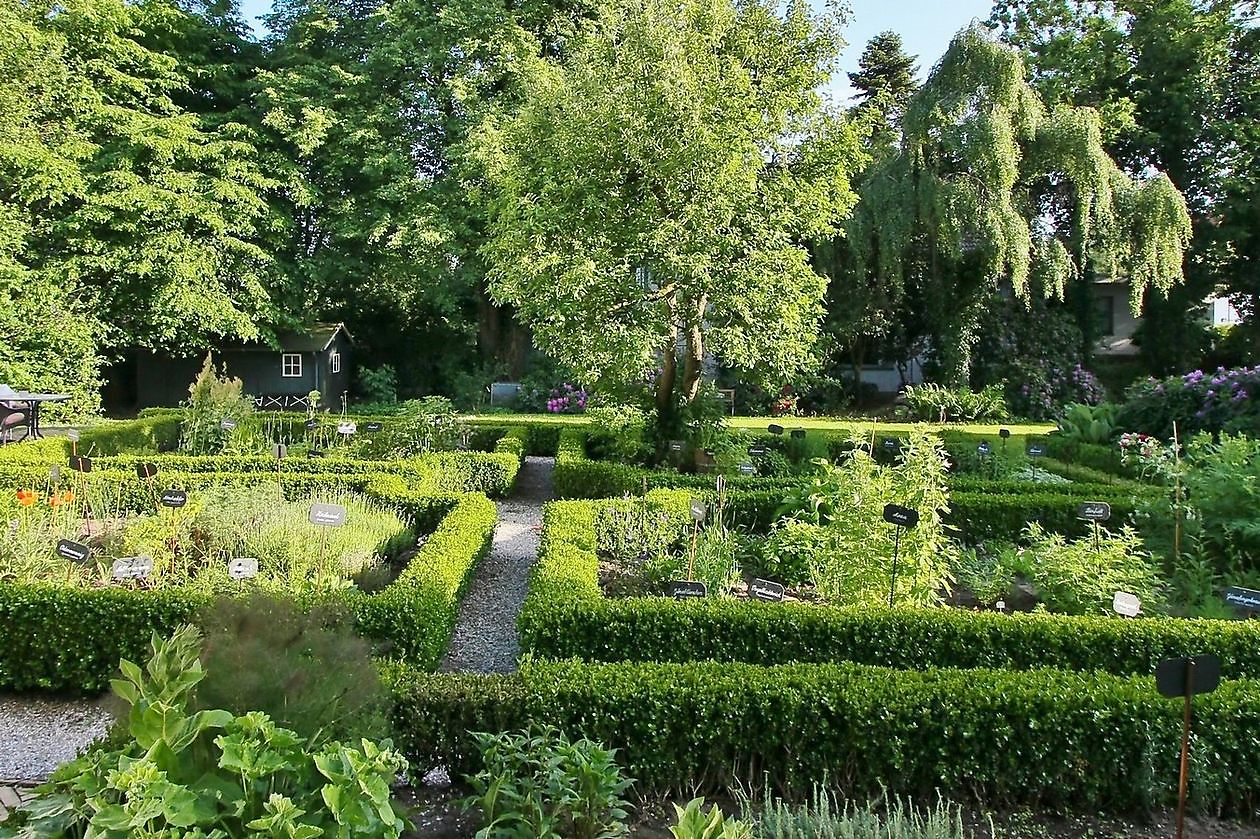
[
  {"left": 0, "top": 489, "right": 496, "bottom": 692},
  {"left": 387, "top": 658, "right": 1260, "bottom": 813},
  {"left": 518, "top": 499, "right": 1260, "bottom": 676}
]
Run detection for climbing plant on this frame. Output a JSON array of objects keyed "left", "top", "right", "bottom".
[{"left": 845, "top": 26, "right": 1192, "bottom": 384}]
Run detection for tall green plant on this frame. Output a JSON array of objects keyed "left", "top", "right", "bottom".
[{"left": 180, "top": 353, "right": 256, "bottom": 455}]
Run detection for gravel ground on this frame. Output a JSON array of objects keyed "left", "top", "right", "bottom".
[
  {"left": 0, "top": 694, "right": 113, "bottom": 782},
  {"left": 440, "top": 456, "right": 553, "bottom": 674}
]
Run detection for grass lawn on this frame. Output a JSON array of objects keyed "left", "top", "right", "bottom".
[{"left": 467, "top": 413, "right": 1057, "bottom": 436}]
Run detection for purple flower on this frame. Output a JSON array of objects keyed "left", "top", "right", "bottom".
[{"left": 1234, "top": 390, "right": 1249, "bottom": 402}]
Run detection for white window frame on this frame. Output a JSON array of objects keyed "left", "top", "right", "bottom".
[
  {"left": 330, "top": 351, "right": 341, "bottom": 374},
  {"left": 281, "top": 353, "right": 303, "bottom": 378}
]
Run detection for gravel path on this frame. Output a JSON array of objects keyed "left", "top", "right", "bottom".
[
  {"left": 0, "top": 694, "right": 113, "bottom": 783},
  {"left": 440, "top": 456, "right": 554, "bottom": 674}
]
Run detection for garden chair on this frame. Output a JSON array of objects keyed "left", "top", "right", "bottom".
[{"left": 0, "top": 385, "right": 27, "bottom": 444}]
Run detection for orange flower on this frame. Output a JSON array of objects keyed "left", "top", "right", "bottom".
[
  {"left": 15, "top": 489, "right": 37, "bottom": 507},
  {"left": 48, "top": 490, "right": 73, "bottom": 508}
]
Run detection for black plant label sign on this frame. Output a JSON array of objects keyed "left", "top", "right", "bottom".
[
  {"left": 748, "top": 443, "right": 767, "bottom": 457},
  {"left": 1027, "top": 444, "right": 1046, "bottom": 457},
  {"left": 668, "top": 440, "right": 684, "bottom": 453},
  {"left": 56, "top": 539, "right": 91, "bottom": 564},
  {"left": 999, "top": 428, "right": 1011, "bottom": 439},
  {"left": 670, "top": 580, "right": 707, "bottom": 599},
  {"left": 1155, "top": 655, "right": 1222, "bottom": 699},
  {"left": 767, "top": 424, "right": 784, "bottom": 435},
  {"left": 160, "top": 489, "right": 188, "bottom": 508},
  {"left": 977, "top": 442, "right": 992, "bottom": 456},
  {"left": 310, "top": 502, "right": 347, "bottom": 527},
  {"left": 883, "top": 503, "right": 920, "bottom": 528},
  {"left": 1077, "top": 501, "right": 1111, "bottom": 522},
  {"left": 882, "top": 438, "right": 900, "bottom": 452},
  {"left": 690, "top": 499, "right": 706, "bottom": 523},
  {"left": 738, "top": 462, "right": 756, "bottom": 476},
  {"left": 364, "top": 422, "right": 384, "bottom": 433},
  {"left": 305, "top": 418, "right": 319, "bottom": 430},
  {"left": 135, "top": 462, "right": 158, "bottom": 480},
  {"left": 1224, "top": 586, "right": 1260, "bottom": 612},
  {"left": 309, "top": 449, "right": 325, "bottom": 458},
  {"left": 790, "top": 429, "right": 806, "bottom": 439},
  {"left": 69, "top": 456, "right": 92, "bottom": 473},
  {"left": 749, "top": 578, "right": 785, "bottom": 602}
]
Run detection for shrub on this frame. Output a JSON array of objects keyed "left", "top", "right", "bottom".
[
  {"left": 1056, "top": 402, "right": 1122, "bottom": 445},
  {"left": 358, "top": 364, "right": 399, "bottom": 404},
  {"left": 743, "top": 789, "right": 969, "bottom": 839},
  {"left": 181, "top": 353, "right": 256, "bottom": 455},
  {"left": 672, "top": 799, "right": 753, "bottom": 838},
  {"left": 387, "top": 658, "right": 1260, "bottom": 813},
  {"left": 1119, "top": 366, "right": 1260, "bottom": 439},
  {"left": 902, "top": 383, "right": 1007, "bottom": 422},
  {"left": 585, "top": 405, "right": 649, "bottom": 464},
  {"left": 196, "top": 593, "right": 391, "bottom": 744},
  {"left": 1, "top": 626, "right": 410, "bottom": 838}
]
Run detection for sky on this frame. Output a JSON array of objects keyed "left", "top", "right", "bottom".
[{"left": 237, "top": 0, "right": 996, "bottom": 103}]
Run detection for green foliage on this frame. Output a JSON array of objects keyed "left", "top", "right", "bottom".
[
  {"left": 474, "top": 0, "right": 864, "bottom": 404},
  {"left": 585, "top": 405, "right": 650, "bottom": 464},
  {"left": 389, "top": 657, "right": 1260, "bottom": 812},
  {"left": 902, "top": 383, "right": 1008, "bottom": 423},
  {"left": 181, "top": 353, "right": 257, "bottom": 455},
  {"left": 462, "top": 726, "right": 634, "bottom": 839},
  {"left": 745, "top": 789, "right": 970, "bottom": 838},
  {"left": 196, "top": 593, "right": 391, "bottom": 745},
  {"left": 670, "top": 799, "right": 753, "bottom": 839},
  {"left": 348, "top": 398, "right": 471, "bottom": 459},
  {"left": 358, "top": 364, "right": 400, "bottom": 405},
  {"left": 1119, "top": 367, "right": 1260, "bottom": 440},
  {"left": 956, "top": 523, "right": 1165, "bottom": 615},
  {"left": 1055, "top": 402, "right": 1121, "bottom": 445},
  {"left": 0, "top": 625, "right": 409, "bottom": 839}
]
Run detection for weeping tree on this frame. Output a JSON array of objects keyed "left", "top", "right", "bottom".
[
  {"left": 846, "top": 26, "right": 1192, "bottom": 385},
  {"left": 469, "top": 0, "right": 865, "bottom": 422}
]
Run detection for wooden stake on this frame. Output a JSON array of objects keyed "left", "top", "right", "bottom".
[{"left": 1176, "top": 659, "right": 1195, "bottom": 839}]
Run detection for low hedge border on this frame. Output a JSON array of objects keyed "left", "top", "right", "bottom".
[
  {"left": 519, "top": 499, "right": 1260, "bottom": 676},
  {"left": 386, "top": 658, "right": 1260, "bottom": 813},
  {"left": 0, "top": 488, "right": 497, "bottom": 693}
]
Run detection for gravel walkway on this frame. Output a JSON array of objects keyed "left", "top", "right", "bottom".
[
  {"left": 0, "top": 694, "right": 113, "bottom": 783},
  {"left": 440, "top": 456, "right": 554, "bottom": 673}
]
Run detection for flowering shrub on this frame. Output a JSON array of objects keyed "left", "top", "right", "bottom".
[
  {"left": 770, "top": 386, "right": 798, "bottom": 417},
  {"left": 1118, "top": 366, "right": 1260, "bottom": 440},
  {"left": 547, "top": 383, "right": 588, "bottom": 414},
  {"left": 1118, "top": 432, "right": 1178, "bottom": 482}
]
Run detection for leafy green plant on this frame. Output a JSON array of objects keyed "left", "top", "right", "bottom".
[
  {"left": 358, "top": 364, "right": 399, "bottom": 404},
  {"left": 743, "top": 787, "right": 973, "bottom": 838},
  {"left": 180, "top": 353, "right": 256, "bottom": 456},
  {"left": 1055, "top": 402, "right": 1121, "bottom": 445},
  {"left": 670, "top": 798, "right": 753, "bottom": 838},
  {"left": 350, "top": 397, "right": 470, "bottom": 458},
  {"left": 585, "top": 405, "right": 649, "bottom": 464},
  {"left": 195, "top": 593, "right": 391, "bottom": 746},
  {"left": 0, "top": 625, "right": 409, "bottom": 839},
  {"left": 901, "top": 383, "right": 1008, "bottom": 422},
  {"left": 462, "top": 725, "right": 634, "bottom": 838}
]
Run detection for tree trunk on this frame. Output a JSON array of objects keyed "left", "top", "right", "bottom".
[
  {"left": 680, "top": 295, "right": 707, "bottom": 403},
  {"left": 655, "top": 298, "right": 679, "bottom": 416}
]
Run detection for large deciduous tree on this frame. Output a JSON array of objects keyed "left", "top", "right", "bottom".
[
  {"left": 471, "top": 0, "right": 865, "bottom": 420},
  {"left": 845, "top": 26, "right": 1192, "bottom": 384}
]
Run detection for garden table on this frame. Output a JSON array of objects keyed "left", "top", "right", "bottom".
[{"left": 2, "top": 393, "right": 70, "bottom": 439}]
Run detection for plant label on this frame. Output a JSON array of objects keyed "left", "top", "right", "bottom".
[
  {"left": 669, "top": 580, "right": 707, "bottom": 599},
  {"left": 310, "top": 502, "right": 347, "bottom": 527},
  {"left": 1113, "top": 591, "right": 1142, "bottom": 617},
  {"left": 273, "top": 444, "right": 287, "bottom": 459},
  {"left": 881, "top": 437, "right": 900, "bottom": 452},
  {"left": 219, "top": 418, "right": 237, "bottom": 431},
  {"left": 883, "top": 503, "right": 919, "bottom": 528},
  {"left": 668, "top": 440, "right": 684, "bottom": 453},
  {"left": 995, "top": 600, "right": 1006, "bottom": 612},
  {"left": 790, "top": 428, "right": 806, "bottom": 439},
  {"left": 56, "top": 539, "right": 91, "bottom": 564},
  {"left": 69, "top": 456, "right": 92, "bottom": 473},
  {"left": 305, "top": 418, "right": 319, "bottom": 430},
  {"left": 159, "top": 489, "right": 188, "bottom": 508},
  {"left": 738, "top": 462, "right": 756, "bottom": 476},
  {"left": 749, "top": 578, "right": 785, "bottom": 602},
  {"left": 135, "top": 462, "right": 158, "bottom": 480},
  {"left": 65, "top": 429, "right": 80, "bottom": 442},
  {"left": 1077, "top": 501, "right": 1111, "bottom": 522},
  {"left": 1027, "top": 444, "right": 1046, "bottom": 457},
  {"left": 364, "top": 421, "right": 384, "bottom": 433},
  {"left": 1156, "top": 655, "right": 1222, "bottom": 699},
  {"left": 977, "top": 442, "right": 991, "bottom": 456},
  {"left": 689, "top": 499, "right": 706, "bottom": 523},
  {"left": 748, "top": 443, "right": 767, "bottom": 457},
  {"left": 1223, "top": 586, "right": 1260, "bottom": 612},
  {"left": 767, "top": 424, "right": 784, "bottom": 435},
  {"left": 309, "top": 449, "right": 325, "bottom": 458},
  {"left": 48, "top": 465, "right": 61, "bottom": 482},
  {"left": 112, "top": 556, "right": 153, "bottom": 580},
  {"left": 337, "top": 421, "right": 357, "bottom": 435},
  {"left": 228, "top": 557, "right": 259, "bottom": 580},
  {"left": 999, "top": 428, "right": 1011, "bottom": 439}
]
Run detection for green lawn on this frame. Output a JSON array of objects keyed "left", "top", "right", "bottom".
[{"left": 467, "top": 413, "right": 1056, "bottom": 436}]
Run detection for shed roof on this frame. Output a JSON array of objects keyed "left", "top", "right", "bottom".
[{"left": 223, "top": 323, "right": 353, "bottom": 353}]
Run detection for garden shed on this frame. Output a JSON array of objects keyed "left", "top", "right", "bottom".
[{"left": 134, "top": 323, "right": 354, "bottom": 410}]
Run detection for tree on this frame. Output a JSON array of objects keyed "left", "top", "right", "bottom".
[
  {"left": 845, "top": 26, "right": 1192, "bottom": 385},
  {"left": 472, "top": 0, "right": 865, "bottom": 421},
  {"left": 848, "top": 30, "right": 918, "bottom": 133},
  {"left": 989, "top": 0, "right": 1258, "bottom": 373}
]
